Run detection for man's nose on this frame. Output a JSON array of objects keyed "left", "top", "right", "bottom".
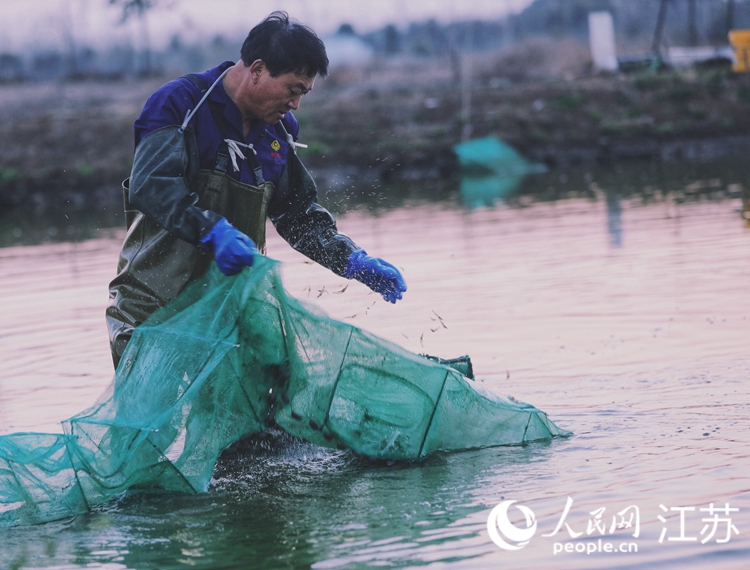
[{"left": 288, "top": 95, "right": 302, "bottom": 110}]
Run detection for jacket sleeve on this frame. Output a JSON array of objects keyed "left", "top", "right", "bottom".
[
  {"left": 269, "top": 151, "right": 359, "bottom": 276},
  {"left": 128, "top": 125, "right": 222, "bottom": 245}
]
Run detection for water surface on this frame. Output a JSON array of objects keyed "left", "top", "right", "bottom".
[{"left": 1, "top": 179, "right": 749, "bottom": 569}]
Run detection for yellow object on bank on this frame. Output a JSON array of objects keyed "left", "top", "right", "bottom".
[{"left": 729, "top": 30, "right": 750, "bottom": 72}]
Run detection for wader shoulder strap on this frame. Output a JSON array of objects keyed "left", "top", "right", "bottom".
[
  {"left": 179, "top": 69, "right": 230, "bottom": 132},
  {"left": 243, "top": 146, "right": 266, "bottom": 186},
  {"left": 207, "top": 101, "right": 231, "bottom": 175},
  {"left": 184, "top": 73, "right": 230, "bottom": 174}
]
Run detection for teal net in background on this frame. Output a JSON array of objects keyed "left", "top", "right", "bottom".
[{"left": 0, "top": 257, "right": 569, "bottom": 528}]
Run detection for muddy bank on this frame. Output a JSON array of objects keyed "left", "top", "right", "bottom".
[
  {"left": 2, "top": 48, "right": 750, "bottom": 218},
  {"left": 0, "top": 79, "right": 161, "bottom": 216},
  {"left": 297, "top": 54, "right": 750, "bottom": 177}
]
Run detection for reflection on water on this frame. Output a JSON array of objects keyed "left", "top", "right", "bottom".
[
  {"left": 453, "top": 136, "right": 547, "bottom": 208},
  {"left": 0, "top": 205, "right": 123, "bottom": 248},
  {"left": 604, "top": 187, "right": 623, "bottom": 247},
  {"left": 460, "top": 174, "right": 523, "bottom": 208},
  {"left": 1, "top": 160, "right": 750, "bottom": 569},
  {"left": 1, "top": 435, "right": 559, "bottom": 569},
  {"left": 4, "top": 156, "right": 748, "bottom": 250}
]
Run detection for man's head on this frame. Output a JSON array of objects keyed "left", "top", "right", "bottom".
[
  {"left": 240, "top": 11, "right": 328, "bottom": 79},
  {"left": 231, "top": 11, "right": 327, "bottom": 125}
]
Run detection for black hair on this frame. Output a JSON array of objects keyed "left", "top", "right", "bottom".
[{"left": 240, "top": 11, "right": 329, "bottom": 78}]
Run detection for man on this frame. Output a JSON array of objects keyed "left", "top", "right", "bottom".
[{"left": 106, "top": 12, "right": 406, "bottom": 367}]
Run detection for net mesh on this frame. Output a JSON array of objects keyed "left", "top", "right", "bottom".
[{"left": 0, "top": 257, "right": 568, "bottom": 527}]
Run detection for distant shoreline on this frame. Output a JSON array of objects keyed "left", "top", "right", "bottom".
[{"left": 2, "top": 63, "right": 750, "bottom": 217}]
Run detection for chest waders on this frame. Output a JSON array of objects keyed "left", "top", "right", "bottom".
[{"left": 106, "top": 73, "right": 274, "bottom": 367}]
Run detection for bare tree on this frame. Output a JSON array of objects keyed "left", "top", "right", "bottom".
[
  {"left": 687, "top": 0, "right": 698, "bottom": 46},
  {"left": 109, "top": 0, "right": 162, "bottom": 75},
  {"left": 727, "top": 0, "right": 736, "bottom": 33},
  {"left": 109, "top": 0, "right": 157, "bottom": 21}
]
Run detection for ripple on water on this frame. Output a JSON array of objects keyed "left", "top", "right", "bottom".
[{"left": 1, "top": 196, "right": 749, "bottom": 568}]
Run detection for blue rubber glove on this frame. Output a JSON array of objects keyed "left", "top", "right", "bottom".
[
  {"left": 200, "top": 218, "right": 258, "bottom": 276},
  {"left": 344, "top": 249, "right": 407, "bottom": 303}
]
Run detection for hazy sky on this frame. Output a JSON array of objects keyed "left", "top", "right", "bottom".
[{"left": 0, "top": 0, "right": 534, "bottom": 52}]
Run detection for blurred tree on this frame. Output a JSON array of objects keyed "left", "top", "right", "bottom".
[
  {"left": 363, "top": 0, "right": 750, "bottom": 61},
  {"left": 652, "top": 0, "right": 669, "bottom": 54},
  {"left": 211, "top": 34, "right": 228, "bottom": 49},
  {"left": 168, "top": 33, "right": 183, "bottom": 52},
  {"left": 384, "top": 24, "right": 401, "bottom": 55},
  {"left": 109, "top": 0, "right": 158, "bottom": 20},
  {"left": 109, "top": 0, "right": 169, "bottom": 76},
  {"left": 32, "top": 51, "right": 64, "bottom": 80},
  {"left": 0, "top": 53, "right": 24, "bottom": 83},
  {"left": 60, "top": 0, "right": 80, "bottom": 78},
  {"left": 688, "top": 0, "right": 698, "bottom": 45},
  {"left": 337, "top": 23, "right": 356, "bottom": 36}
]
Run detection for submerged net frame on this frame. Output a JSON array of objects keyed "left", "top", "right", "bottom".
[{"left": 0, "top": 258, "right": 568, "bottom": 527}]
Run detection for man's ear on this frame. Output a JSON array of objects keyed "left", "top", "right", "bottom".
[{"left": 248, "top": 59, "right": 265, "bottom": 83}]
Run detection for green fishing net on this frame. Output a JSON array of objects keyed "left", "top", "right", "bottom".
[{"left": 0, "top": 257, "right": 568, "bottom": 528}]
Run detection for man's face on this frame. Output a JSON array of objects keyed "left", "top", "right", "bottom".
[{"left": 240, "top": 61, "right": 315, "bottom": 124}]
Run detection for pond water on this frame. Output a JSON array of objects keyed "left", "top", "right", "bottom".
[{"left": 1, "top": 167, "right": 749, "bottom": 569}]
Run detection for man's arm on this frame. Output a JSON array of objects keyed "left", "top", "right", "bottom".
[
  {"left": 269, "top": 150, "right": 358, "bottom": 276},
  {"left": 128, "top": 125, "right": 221, "bottom": 245},
  {"left": 269, "top": 151, "right": 406, "bottom": 303},
  {"left": 127, "top": 78, "right": 223, "bottom": 244}
]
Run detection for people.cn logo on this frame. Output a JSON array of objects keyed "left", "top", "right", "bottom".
[{"left": 487, "top": 500, "right": 538, "bottom": 550}]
